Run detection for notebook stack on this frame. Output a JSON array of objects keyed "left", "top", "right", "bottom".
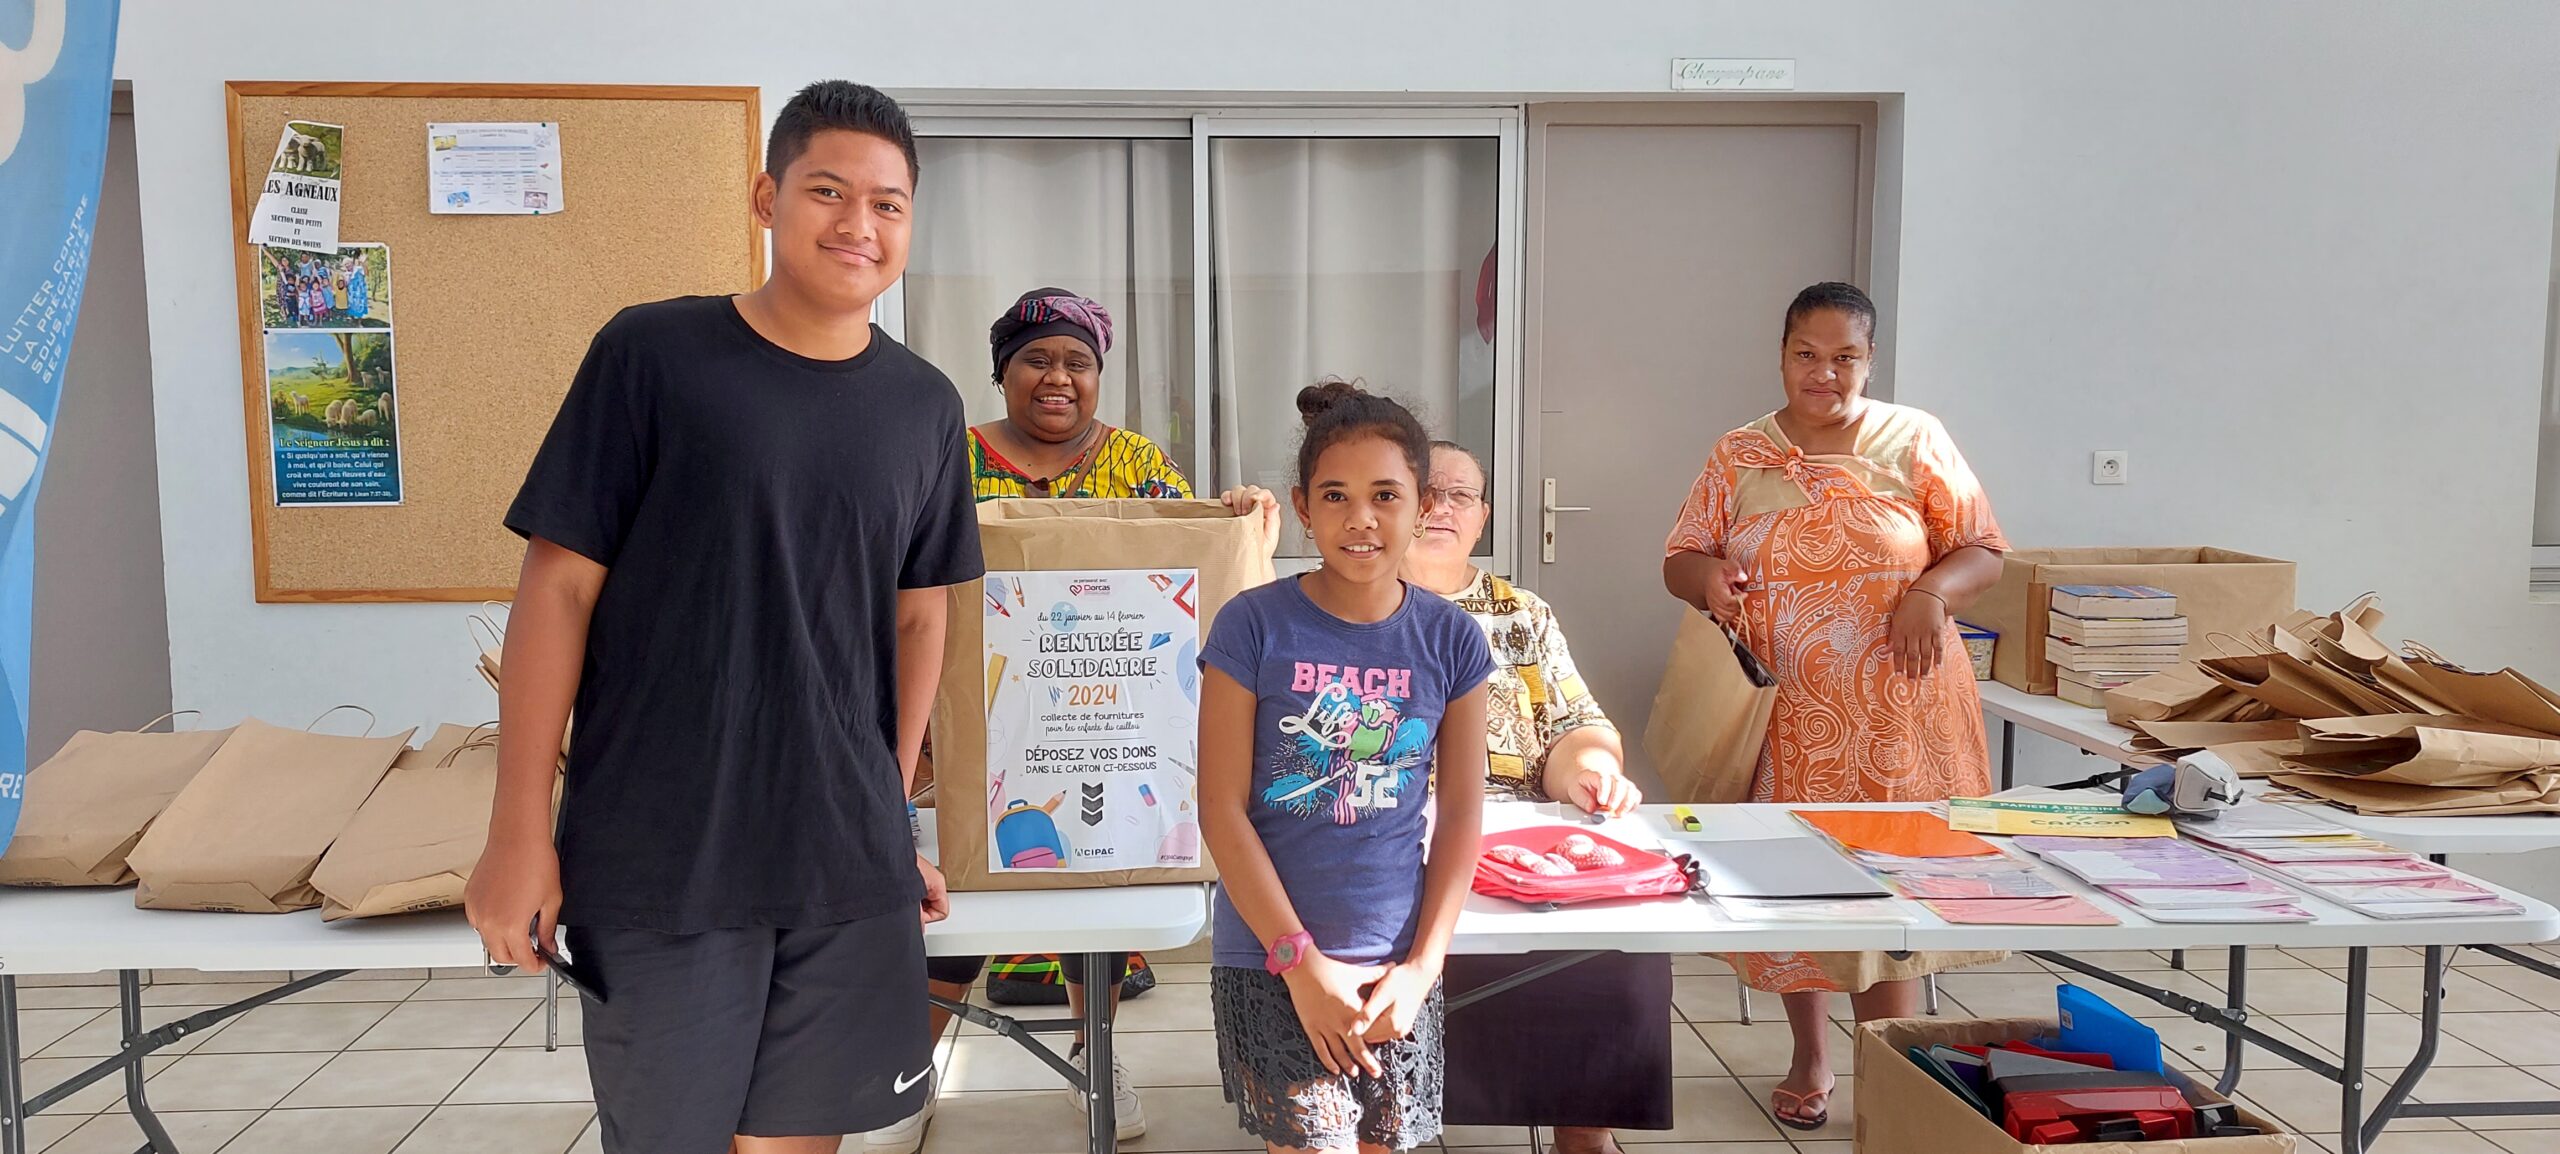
[{"left": 2046, "top": 585, "right": 2187, "bottom": 707}]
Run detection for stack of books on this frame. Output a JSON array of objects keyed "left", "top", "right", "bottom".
[{"left": 2045, "top": 584, "right": 2186, "bottom": 706}]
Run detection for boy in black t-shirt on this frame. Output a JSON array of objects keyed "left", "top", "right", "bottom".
[{"left": 467, "top": 81, "right": 983, "bottom": 1154}]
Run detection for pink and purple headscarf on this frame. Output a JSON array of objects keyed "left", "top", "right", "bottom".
[{"left": 989, "top": 287, "right": 1115, "bottom": 381}]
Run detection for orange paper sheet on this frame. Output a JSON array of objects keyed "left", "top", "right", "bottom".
[{"left": 1792, "top": 809, "right": 2001, "bottom": 858}]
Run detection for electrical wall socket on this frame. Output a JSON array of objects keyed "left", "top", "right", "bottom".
[{"left": 2092, "top": 450, "right": 2129, "bottom": 485}]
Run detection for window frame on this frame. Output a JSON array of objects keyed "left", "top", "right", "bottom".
[{"left": 885, "top": 104, "right": 1524, "bottom": 579}]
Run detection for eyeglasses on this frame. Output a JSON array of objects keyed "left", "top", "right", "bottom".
[{"left": 1426, "top": 487, "right": 1484, "bottom": 511}]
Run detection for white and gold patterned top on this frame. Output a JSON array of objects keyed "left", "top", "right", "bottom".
[{"left": 1440, "top": 569, "right": 1615, "bottom": 800}]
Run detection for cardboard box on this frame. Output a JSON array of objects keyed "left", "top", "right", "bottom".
[
  {"left": 930, "top": 500, "right": 1273, "bottom": 892},
  {"left": 1973, "top": 549, "right": 2297, "bottom": 695},
  {"left": 1855, "top": 1016, "right": 2296, "bottom": 1153}
]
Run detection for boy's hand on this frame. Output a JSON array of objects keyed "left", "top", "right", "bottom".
[
  {"left": 465, "top": 832, "right": 563, "bottom": 972},
  {"left": 917, "top": 854, "right": 950, "bottom": 925}
]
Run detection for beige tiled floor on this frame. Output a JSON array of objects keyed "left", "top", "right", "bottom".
[{"left": 19, "top": 947, "right": 2560, "bottom": 1152}]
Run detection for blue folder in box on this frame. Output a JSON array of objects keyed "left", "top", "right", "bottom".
[{"left": 2055, "top": 983, "right": 2163, "bottom": 1074}]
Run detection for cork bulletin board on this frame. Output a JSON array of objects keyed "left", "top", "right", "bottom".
[{"left": 227, "top": 82, "right": 763, "bottom": 601}]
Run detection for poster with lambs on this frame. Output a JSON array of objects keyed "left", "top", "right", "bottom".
[{"left": 262, "top": 312, "right": 403, "bottom": 507}]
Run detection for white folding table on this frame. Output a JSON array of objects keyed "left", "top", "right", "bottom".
[
  {"left": 0, "top": 834, "right": 1210, "bottom": 1154},
  {"left": 1974, "top": 685, "right": 2560, "bottom": 1147},
  {"left": 1458, "top": 801, "right": 2559, "bottom": 1154}
]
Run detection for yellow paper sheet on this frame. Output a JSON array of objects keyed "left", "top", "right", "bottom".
[{"left": 1945, "top": 797, "right": 2178, "bottom": 838}]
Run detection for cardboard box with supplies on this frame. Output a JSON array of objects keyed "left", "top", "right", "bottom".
[
  {"left": 1855, "top": 1015, "right": 2295, "bottom": 1153},
  {"left": 1971, "top": 548, "right": 2296, "bottom": 695}
]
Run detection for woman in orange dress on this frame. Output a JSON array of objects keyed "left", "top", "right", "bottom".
[{"left": 1661, "top": 282, "right": 2009, "bottom": 1132}]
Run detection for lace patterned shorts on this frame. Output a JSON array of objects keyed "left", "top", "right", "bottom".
[{"left": 1210, "top": 965, "right": 1445, "bottom": 1151}]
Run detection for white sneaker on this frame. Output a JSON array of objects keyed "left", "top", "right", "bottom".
[
  {"left": 863, "top": 1068, "right": 936, "bottom": 1154},
  {"left": 1067, "top": 1047, "right": 1147, "bottom": 1141}
]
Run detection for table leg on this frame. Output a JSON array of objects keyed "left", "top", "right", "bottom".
[
  {"left": 1080, "top": 951, "right": 1115, "bottom": 1154},
  {"left": 1999, "top": 719, "right": 2017, "bottom": 791},
  {"left": 2217, "top": 946, "right": 2248, "bottom": 1095},
  {"left": 2337, "top": 949, "right": 2370, "bottom": 1154},
  {"left": 117, "top": 971, "right": 179, "bottom": 1154},
  {"left": 2, "top": 976, "right": 26, "bottom": 1154}
]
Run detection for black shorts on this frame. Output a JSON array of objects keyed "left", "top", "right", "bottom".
[{"left": 568, "top": 907, "right": 931, "bottom": 1153}]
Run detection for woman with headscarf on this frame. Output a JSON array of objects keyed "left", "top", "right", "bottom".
[
  {"left": 967, "top": 287, "right": 1190, "bottom": 500},
  {"left": 868, "top": 287, "right": 1275, "bottom": 1154}
]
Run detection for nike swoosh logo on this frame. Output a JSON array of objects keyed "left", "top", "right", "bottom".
[{"left": 893, "top": 1068, "right": 930, "bottom": 1094}]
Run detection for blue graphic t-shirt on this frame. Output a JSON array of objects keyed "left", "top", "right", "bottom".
[{"left": 1203, "top": 576, "right": 1495, "bottom": 968}]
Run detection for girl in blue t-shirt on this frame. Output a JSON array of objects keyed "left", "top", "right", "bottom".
[{"left": 1199, "top": 377, "right": 1494, "bottom": 1154}]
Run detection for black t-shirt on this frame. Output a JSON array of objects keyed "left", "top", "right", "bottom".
[{"left": 506, "top": 295, "right": 984, "bottom": 933}]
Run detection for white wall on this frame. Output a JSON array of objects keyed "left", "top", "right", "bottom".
[
  {"left": 116, "top": 0, "right": 2560, "bottom": 735},
  {"left": 33, "top": 109, "right": 172, "bottom": 761}
]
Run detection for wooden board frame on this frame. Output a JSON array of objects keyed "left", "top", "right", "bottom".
[{"left": 225, "top": 82, "right": 764, "bottom": 602}]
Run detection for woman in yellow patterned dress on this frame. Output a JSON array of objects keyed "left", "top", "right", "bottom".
[
  {"left": 1406, "top": 441, "right": 1663, "bottom": 1154},
  {"left": 879, "top": 287, "right": 1278, "bottom": 1152},
  {"left": 1661, "top": 282, "right": 2009, "bottom": 1132},
  {"left": 967, "top": 287, "right": 1195, "bottom": 501}
]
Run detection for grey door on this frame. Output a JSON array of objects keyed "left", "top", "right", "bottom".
[{"left": 1519, "top": 110, "right": 1868, "bottom": 789}]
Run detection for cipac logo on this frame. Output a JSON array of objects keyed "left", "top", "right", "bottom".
[
  {"left": 1067, "top": 579, "right": 1113, "bottom": 598},
  {"left": 0, "top": 0, "right": 68, "bottom": 167}
]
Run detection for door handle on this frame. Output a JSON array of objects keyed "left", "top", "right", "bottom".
[{"left": 1541, "top": 479, "right": 1591, "bottom": 564}]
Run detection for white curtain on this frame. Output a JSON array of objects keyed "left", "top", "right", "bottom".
[
  {"left": 1210, "top": 137, "right": 1500, "bottom": 554},
  {"left": 906, "top": 138, "right": 1195, "bottom": 473}
]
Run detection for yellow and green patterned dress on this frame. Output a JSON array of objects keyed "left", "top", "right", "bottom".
[{"left": 967, "top": 425, "right": 1191, "bottom": 502}]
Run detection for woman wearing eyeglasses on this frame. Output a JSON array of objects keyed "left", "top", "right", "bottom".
[{"left": 1400, "top": 439, "right": 1666, "bottom": 1154}]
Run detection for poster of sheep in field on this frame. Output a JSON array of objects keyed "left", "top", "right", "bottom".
[{"left": 264, "top": 329, "right": 403, "bottom": 506}]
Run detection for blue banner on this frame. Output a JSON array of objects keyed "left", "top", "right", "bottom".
[{"left": 0, "top": 0, "right": 122, "bottom": 853}]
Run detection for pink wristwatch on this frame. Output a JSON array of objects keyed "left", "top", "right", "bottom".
[{"left": 1265, "top": 932, "right": 1317, "bottom": 976}]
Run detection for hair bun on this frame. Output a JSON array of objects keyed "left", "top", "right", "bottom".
[{"left": 1296, "top": 376, "right": 1366, "bottom": 426}]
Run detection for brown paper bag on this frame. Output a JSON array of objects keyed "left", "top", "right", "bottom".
[
  {"left": 931, "top": 500, "right": 1273, "bottom": 893},
  {"left": 0, "top": 714, "right": 235, "bottom": 887},
  {"left": 1644, "top": 609, "right": 1778, "bottom": 804},
  {"left": 2207, "top": 738, "right": 2304, "bottom": 779},
  {"left": 1973, "top": 547, "right": 2297, "bottom": 694},
  {"left": 1855, "top": 1016, "right": 2296, "bottom": 1153},
  {"left": 2104, "top": 664, "right": 2240, "bottom": 725},
  {"left": 2281, "top": 714, "right": 2560, "bottom": 788},
  {"left": 2130, "top": 718, "right": 2302, "bottom": 754},
  {"left": 2199, "top": 653, "right": 2361, "bottom": 720},
  {"left": 2273, "top": 772, "right": 2560, "bottom": 817},
  {"left": 2393, "top": 645, "right": 2560, "bottom": 736},
  {"left": 310, "top": 724, "right": 506, "bottom": 921},
  {"left": 126, "top": 712, "right": 415, "bottom": 913}
]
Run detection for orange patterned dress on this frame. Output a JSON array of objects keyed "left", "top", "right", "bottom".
[{"left": 1665, "top": 402, "right": 2009, "bottom": 993}]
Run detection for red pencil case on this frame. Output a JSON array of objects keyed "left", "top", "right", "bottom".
[{"left": 1470, "top": 826, "right": 1698, "bottom": 907}]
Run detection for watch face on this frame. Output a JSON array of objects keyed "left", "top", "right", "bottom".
[{"left": 1275, "top": 940, "right": 1302, "bottom": 965}]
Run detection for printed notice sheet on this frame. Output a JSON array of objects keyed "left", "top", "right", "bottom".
[{"left": 427, "top": 122, "right": 565, "bottom": 215}]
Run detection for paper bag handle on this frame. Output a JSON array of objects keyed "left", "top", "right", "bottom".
[
  {"left": 438, "top": 725, "right": 502, "bottom": 768},
  {"left": 2201, "top": 631, "right": 2269, "bottom": 659},
  {"left": 138, "top": 709, "right": 204, "bottom": 733},
  {"left": 307, "top": 704, "right": 378, "bottom": 736},
  {"left": 2400, "top": 641, "right": 2453, "bottom": 669},
  {"left": 467, "top": 613, "right": 506, "bottom": 658}
]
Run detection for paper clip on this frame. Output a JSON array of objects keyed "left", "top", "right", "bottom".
[{"left": 1672, "top": 806, "right": 1702, "bottom": 833}]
